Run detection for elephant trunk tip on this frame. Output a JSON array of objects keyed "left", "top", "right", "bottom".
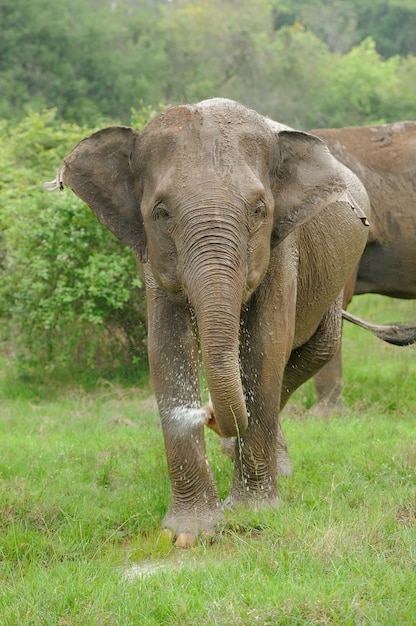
[{"left": 204, "top": 401, "right": 248, "bottom": 438}]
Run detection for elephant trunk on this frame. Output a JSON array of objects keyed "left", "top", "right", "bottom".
[
  {"left": 183, "top": 217, "right": 248, "bottom": 438},
  {"left": 196, "top": 296, "right": 248, "bottom": 438}
]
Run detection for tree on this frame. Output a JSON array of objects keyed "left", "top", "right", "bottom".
[
  {"left": 0, "top": 109, "right": 154, "bottom": 374},
  {"left": 320, "top": 38, "right": 409, "bottom": 127},
  {"left": 0, "top": 0, "right": 415, "bottom": 126},
  {"left": 272, "top": 0, "right": 416, "bottom": 57},
  {"left": 0, "top": 0, "right": 156, "bottom": 123},
  {"left": 354, "top": 0, "right": 416, "bottom": 57}
]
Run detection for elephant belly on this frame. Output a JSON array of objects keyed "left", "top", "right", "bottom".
[
  {"left": 356, "top": 242, "right": 416, "bottom": 299},
  {"left": 294, "top": 203, "right": 369, "bottom": 347}
]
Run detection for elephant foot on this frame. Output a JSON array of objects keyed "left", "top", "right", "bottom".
[
  {"left": 161, "top": 528, "right": 199, "bottom": 548},
  {"left": 226, "top": 470, "right": 281, "bottom": 511},
  {"left": 161, "top": 506, "right": 225, "bottom": 548},
  {"left": 309, "top": 398, "right": 347, "bottom": 417},
  {"left": 220, "top": 436, "right": 236, "bottom": 459},
  {"left": 277, "top": 449, "right": 293, "bottom": 476},
  {"left": 223, "top": 491, "right": 280, "bottom": 512}
]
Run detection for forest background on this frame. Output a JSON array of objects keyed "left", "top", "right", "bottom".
[{"left": 1, "top": 0, "right": 416, "bottom": 379}]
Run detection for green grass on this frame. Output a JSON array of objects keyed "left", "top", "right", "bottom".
[{"left": 0, "top": 295, "right": 415, "bottom": 625}]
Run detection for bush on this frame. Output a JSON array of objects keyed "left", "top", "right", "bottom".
[
  {"left": 319, "top": 37, "right": 411, "bottom": 127},
  {"left": 0, "top": 109, "right": 155, "bottom": 377}
]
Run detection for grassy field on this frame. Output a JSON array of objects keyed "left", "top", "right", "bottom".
[{"left": 1, "top": 295, "right": 415, "bottom": 625}]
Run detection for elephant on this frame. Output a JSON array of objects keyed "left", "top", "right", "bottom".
[
  {"left": 309, "top": 121, "right": 416, "bottom": 414},
  {"left": 46, "top": 98, "right": 398, "bottom": 547}
]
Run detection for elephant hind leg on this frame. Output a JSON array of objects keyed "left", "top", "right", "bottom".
[
  {"left": 281, "top": 296, "right": 343, "bottom": 411},
  {"left": 310, "top": 278, "right": 356, "bottom": 416},
  {"left": 311, "top": 346, "right": 345, "bottom": 416}
]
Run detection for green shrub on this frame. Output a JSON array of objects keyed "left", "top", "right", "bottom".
[{"left": 0, "top": 109, "right": 156, "bottom": 377}]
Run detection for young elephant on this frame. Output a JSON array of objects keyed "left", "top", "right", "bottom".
[
  {"left": 46, "top": 99, "right": 371, "bottom": 547},
  {"left": 310, "top": 121, "right": 416, "bottom": 414}
]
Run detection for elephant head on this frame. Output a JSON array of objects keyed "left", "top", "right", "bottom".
[{"left": 46, "top": 99, "right": 363, "bottom": 438}]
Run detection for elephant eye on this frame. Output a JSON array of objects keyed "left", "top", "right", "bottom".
[
  {"left": 253, "top": 201, "right": 267, "bottom": 219},
  {"left": 249, "top": 200, "right": 267, "bottom": 231},
  {"left": 152, "top": 203, "right": 171, "bottom": 221}
]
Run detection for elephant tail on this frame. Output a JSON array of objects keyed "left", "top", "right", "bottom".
[
  {"left": 342, "top": 310, "right": 416, "bottom": 346},
  {"left": 44, "top": 163, "right": 66, "bottom": 191}
]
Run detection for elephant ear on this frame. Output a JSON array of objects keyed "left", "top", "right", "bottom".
[
  {"left": 270, "top": 130, "right": 366, "bottom": 246},
  {"left": 45, "top": 126, "right": 147, "bottom": 261}
]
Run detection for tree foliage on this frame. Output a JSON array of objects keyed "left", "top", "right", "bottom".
[
  {"left": 0, "top": 0, "right": 415, "bottom": 127},
  {"left": 273, "top": 0, "right": 416, "bottom": 57},
  {"left": 0, "top": 110, "right": 152, "bottom": 375}
]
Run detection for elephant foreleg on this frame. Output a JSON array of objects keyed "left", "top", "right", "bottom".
[
  {"left": 226, "top": 284, "right": 296, "bottom": 507},
  {"left": 146, "top": 274, "right": 223, "bottom": 546}
]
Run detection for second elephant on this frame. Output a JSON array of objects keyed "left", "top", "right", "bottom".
[{"left": 310, "top": 121, "right": 416, "bottom": 414}]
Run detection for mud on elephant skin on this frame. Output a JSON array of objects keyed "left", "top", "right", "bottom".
[
  {"left": 310, "top": 121, "right": 416, "bottom": 415},
  {"left": 46, "top": 98, "right": 372, "bottom": 547}
]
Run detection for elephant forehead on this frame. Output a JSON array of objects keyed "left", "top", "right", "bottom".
[
  {"left": 139, "top": 104, "right": 272, "bottom": 174},
  {"left": 143, "top": 138, "right": 271, "bottom": 200},
  {"left": 141, "top": 161, "right": 268, "bottom": 208}
]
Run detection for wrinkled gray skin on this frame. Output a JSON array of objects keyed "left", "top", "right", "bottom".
[
  {"left": 310, "top": 121, "right": 416, "bottom": 415},
  {"left": 46, "top": 99, "right": 370, "bottom": 547}
]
